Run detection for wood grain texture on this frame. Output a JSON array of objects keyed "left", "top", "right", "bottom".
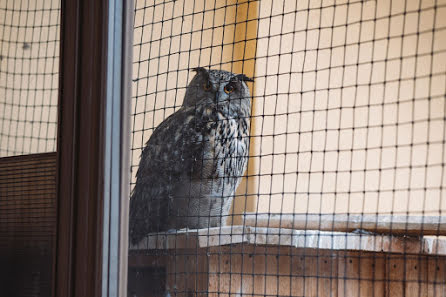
[
  {"left": 0, "top": 152, "right": 57, "bottom": 247},
  {"left": 130, "top": 244, "right": 445, "bottom": 297},
  {"left": 207, "top": 248, "right": 445, "bottom": 297},
  {"left": 0, "top": 152, "right": 57, "bottom": 297},
  {"left": 130, "top": 225, "right": 446, "bottom": 256},
  {"left": 129, "top": 225, "right": 446, "bottom": 296},
  {"left": 128, "top": 249, "right": 208, "bottom": 297},
  {"left": 243, "top": 213, "right": 446, "bottom": 236}
]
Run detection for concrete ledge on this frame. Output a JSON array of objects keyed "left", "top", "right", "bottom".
[{"left": 130, "top": 225, "right": 446, "bottom": 255}]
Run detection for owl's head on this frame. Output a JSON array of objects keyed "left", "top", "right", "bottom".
[{"left": 183, "top": 67, "right": 253, "bottom": 113}]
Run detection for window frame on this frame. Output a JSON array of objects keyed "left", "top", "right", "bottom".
[{"left": 55, "top": 0, "right": 133, "bottom": 296}]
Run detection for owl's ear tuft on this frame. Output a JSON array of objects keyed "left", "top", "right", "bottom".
[
  {"left": 235, "top": 74, "right": 254, "bottom": 82},
  {"left": 192, "top": 67, "right": 208, "bottom": 74}
]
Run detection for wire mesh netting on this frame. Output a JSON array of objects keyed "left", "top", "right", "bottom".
[
  {"left": 128, "top": 0, "right": 446, "bottom": 296},
  {"left": 0, "top": 1, "right": 60, "bottom": 296},
  {"left": 1, "top": 0, "right": 445, "bottom": 296},
  {"left": 0, "top": 0, "right": 60, "bottom": 157}
]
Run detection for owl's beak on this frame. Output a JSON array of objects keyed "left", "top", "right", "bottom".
[{"left": 213, "top": 85, "right": 225, "bottom": 103}]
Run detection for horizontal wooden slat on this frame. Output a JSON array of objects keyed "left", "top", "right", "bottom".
[
  {"left": 130, "top": 226, "right": 446, "bottom": 256},
  {"left": 243, "top": 213, "right": 446, "bottom": 236},
  {"left": 0, "top": 152, "right": 57, "bottom": 245}
]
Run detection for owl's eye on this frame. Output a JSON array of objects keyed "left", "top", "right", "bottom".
[
  {"left": 203, "top": 81, "right": 212, "bottom": 91},
  {"left": 224, "top": 83, "right": 235, "bottom": 94}
]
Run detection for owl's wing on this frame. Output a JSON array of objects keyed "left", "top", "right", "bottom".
[{"left": 129, "top": 106, "right": 215, "bottom": 244}]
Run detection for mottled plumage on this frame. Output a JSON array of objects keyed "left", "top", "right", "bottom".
[{"left": 129, "top": 68, "right": 253, "bottom": 245}]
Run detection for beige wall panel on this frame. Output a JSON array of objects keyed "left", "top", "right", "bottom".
[
  {"left": 132, "top": 0, "right": 446, "bottom": 218},
  {"left": 0, "top": 0, "right": 60, "bottom": 156},
  {"left": 253, "top": 0, "right": 446, "bottom": 216}
]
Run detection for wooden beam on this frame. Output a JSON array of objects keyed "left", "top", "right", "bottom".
[
  {"left": 130, "top": 244, "right": 446, "bottom": 297},
  {"left": 243, "top": 213, "right": 446, "bottom": 236},
  {"left": 130, "top": 225, "right": 446, "bottom": 256},
  {"left": 0, "top": 152, "right": 57, "bottom": 297},
  {"left": 229, "top": 0, "right": 259, "bottom": 224},
  {"left": 206, "top": 247, "right": 445, "bottom": 297},
  {"left": 0, "top": 153, "right": 57, "bottom": 242}
]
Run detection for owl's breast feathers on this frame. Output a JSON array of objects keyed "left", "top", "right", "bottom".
[
  {"left": 139, "top": 104, "right": 249, "bottom": 183},
  {"left": 129, "top": 103, "right": 250, "bottom": 243}
]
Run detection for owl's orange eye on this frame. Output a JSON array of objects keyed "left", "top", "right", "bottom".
[
  {"left": 224, "top": 84, "right": 235, "bottom": 94},
  {"left": 203, "top": 81, "right": 212, "bottom": 91}
]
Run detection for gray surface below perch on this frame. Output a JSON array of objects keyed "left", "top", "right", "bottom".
[{"left": 130, "top": 225, "right": 446, "bottom": 256}]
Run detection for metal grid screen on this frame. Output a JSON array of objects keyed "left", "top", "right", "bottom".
[
  {"left": 0, "top": 1, "right": 60, "bottom": 296},
  {"left": 0, "top": 0, "right": 60, "bottom": 157},
  {"left": 126, "top": 0, "right": 446, "bottom": 296}
]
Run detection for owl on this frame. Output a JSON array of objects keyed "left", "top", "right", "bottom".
[{"left": 129, "top": 67, "right": 253, "bottom": 245}]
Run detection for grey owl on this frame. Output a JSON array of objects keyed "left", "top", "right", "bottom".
[{"left": 129, "top": 67, "right": 253, "bottom": 245}]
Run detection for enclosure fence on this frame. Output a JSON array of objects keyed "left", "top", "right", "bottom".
[
  {"left": 0, "top": 0, "right": 59, "bottom": 157},
  {"left": 0, "top": 1, "right": 60, "bottom": 296},
  {"left": 129, "top": 0, "right": 446, "bottom": 296},
  {"left": 0, "top": 0, "right": 445, "bottom": 296}
]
